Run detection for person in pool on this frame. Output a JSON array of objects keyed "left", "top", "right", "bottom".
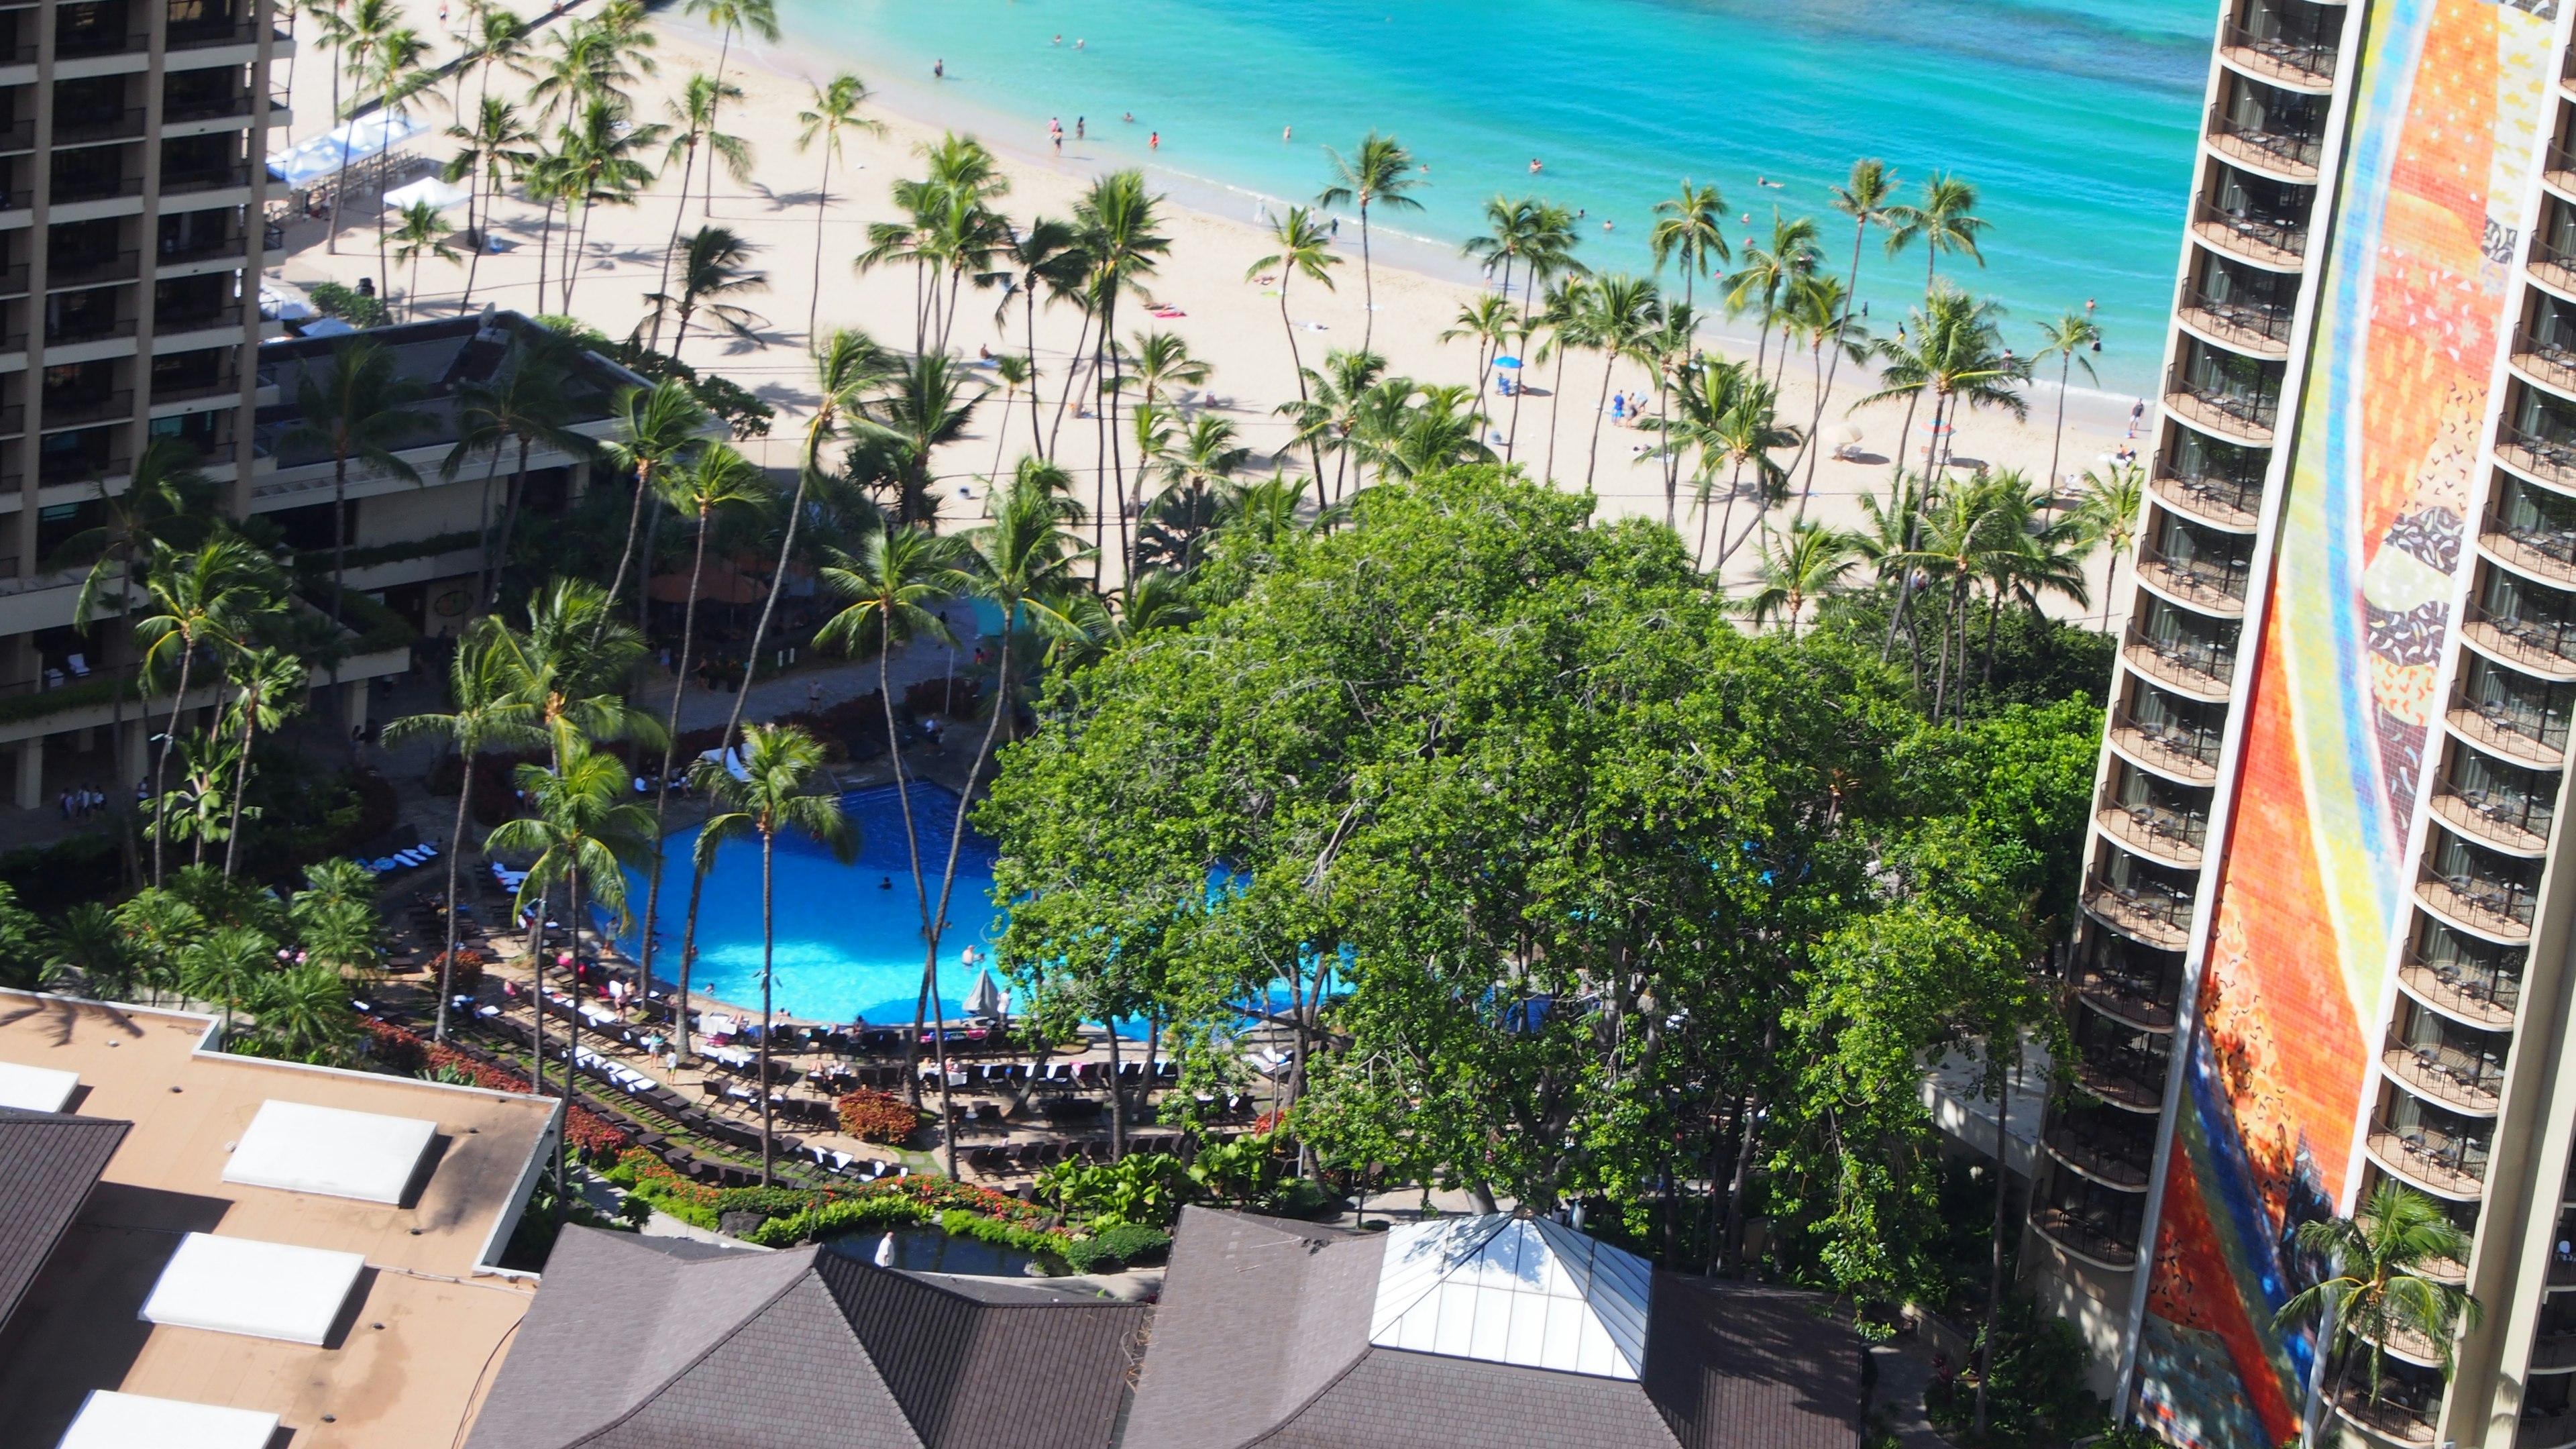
[{"left": 880, "top": 876, "right": 892, "bottom": 890}]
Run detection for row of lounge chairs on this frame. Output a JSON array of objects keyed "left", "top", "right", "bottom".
[{"left": 363, "top": 842, "right": 441, "bottom": 877}]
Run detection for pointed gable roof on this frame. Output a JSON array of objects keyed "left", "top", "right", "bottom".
[{"left": 1368, "top": 1214, "right": 1652, "bottom": 1380}]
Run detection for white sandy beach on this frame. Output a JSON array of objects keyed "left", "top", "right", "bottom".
[{"left": 268, "top": 9, "right": 2145, "bottom": 612}]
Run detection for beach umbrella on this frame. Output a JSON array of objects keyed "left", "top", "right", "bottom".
[
  {"left": 964, "top": 969, "right": 1003, "bottom": 1019},
  {"left": 1493, "top": 356, "right": 1522, "bottom": 369},
  {"left": 382, "top": 175, "right": 471, "bottom": 212}
]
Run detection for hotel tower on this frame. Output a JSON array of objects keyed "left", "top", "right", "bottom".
[{"left": 2037, "top": 0, "right": 2576, "bottom": 1441}]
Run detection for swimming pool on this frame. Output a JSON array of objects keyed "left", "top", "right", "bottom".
[{"left": 619, "top": 781, "right": 1007, "bottom": 1026}]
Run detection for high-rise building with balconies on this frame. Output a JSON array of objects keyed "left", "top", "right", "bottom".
[{"left": 2036, "top": 0, "right": 2576, "bottom": 1444}]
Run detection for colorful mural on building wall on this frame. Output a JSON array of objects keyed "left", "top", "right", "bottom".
[{"left": 2132, "top": 0, "right": 2555, "bottom": 1442}]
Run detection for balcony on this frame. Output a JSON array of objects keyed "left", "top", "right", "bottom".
[
  {"left": 2218, "top": 21, "right": 2339, "bottom": 89},
  {"left": 2428, "top": 775, "right": 2554, "bottom": 854},
  {"left": 161, "top": 164, "right": 250, "bottom": 196},
  {"left": 2554, "top": 144, "right": 2576, "bottom": 202},
  {"left": 2084, "top": 872, "right": 2195, "bottom": 950},
  {"left": 2072, "top": 1045, "right": 2169, "bottom": 1112},
  {"left": 2336, "top": 1387, "right": 2437, "bottom": 1446},
  {"left": 39, "top": 390, "right": 130, "bottom": 428},
  {"left": 2530, "top": 1333, "right": 2576, "bottom": 1371},
  {"left": 2096, "top": 798, "right": 2208, "bottom": 868},
  {"left": 2137, "top": 539, "right": 2252, "bottom": 614},
  {"left": 2503, "top": 421, "right": 2576, "bottom": 494},
  {"left": 166, "top": 15, "right": 255, "bottom": 48},
  {"left": 51, "top": 107, "right": 144, "bottom": 146},
  {"left": 2523, "top": 326, "right": 2576, "bottom": 400},
  {"left": 2367, "top": 1114, "right": 2489, "bottom": 1197},
  {"left": 148, "top": 372, "right": 237, "bottom": 403},
  {"left": 2487, "top": 502, "right": 2576, "bottom": 586},
  {"left": 47, "top": 251, "right": 138, "bottom": 288},
  {"left": 44, "top": 316, "right": 137, "bottom": 347},
  {"left": 2151, "top": 463, "right": 2264, "bottom": 531},
  {"left": 163, "top": 90, "right": 251, "bottom": 123},
  {"left": 2417, "top": 865, "right": 2537, "bottom": 941},
  {"left": 2207, "top": 105, "right": 2324, "bottom": 180},
  {"left": 2397, "top": 952, "right": 2520, "bottom": 1032},
  {"left": 2192, "top": 199, "right": 2309, "bottom": 269},
  {"left": 0, "top": 119, "right": 34, "bottom": 155},
  {"left": 2466, "top": 602, "right": 2576, "bottom": 680},
  {"left": 2078, "top": 961, "right": 2181, "bottom": 1032},
  {"left": 2178, "top": 284, "right": 2294, "bottom": 359},
  {"left": 54, "top": 26, "right": 142, "bottom": 58},
  {"left": 2165, "top": 363, "right": 2279, "bottom": 445},
  {"left": 2042, "top": 1122, "right": 2153, "bottom": 1190},
  {"left": 48, "top": 174, "right": 144, "bottom": 205},
  {"left": 2123, "top": 620, "right": 2237, "bottom": 700},
  {"left": 2449, "top": 698, "right": 2567, "bottom": 769},
  {"left": 2029, "top": 1203, "right": 2140, "bottom": 1269},
  {"left": 2538, "top": 235, "right": 2576, "bottom": 302},
  {"left": 2383, "top": 1042, "right": 2504, "bottom": 1115},
  {"left": 158, "top": 233, "right": 246, "bottom": 269},
  {"left": 2108, "top": 705, "right": 2222, "bottom": 784}
]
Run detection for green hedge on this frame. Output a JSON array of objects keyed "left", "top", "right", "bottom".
[
  {"left": 299, "top": 530, "right": 482, "bottom": 576},
  {"left": 302, "top": 586, "right": 419, "bottom": 655}
]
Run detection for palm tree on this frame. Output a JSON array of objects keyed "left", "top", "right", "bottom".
[
  {"left": 1733, "top": 519, "right": 1860, "bottom": 633},
  {"left": 814, "top": 521, "right": 955, "bottom": 1057},
  {"left": 1648, "top": 179, "right": 1729, "bottom": 309},
  {"left": 1578, "top": 274, "right": 1660, "bottom": 490},
  {"left": 1800, "top": 158, "right": 1897, "bottom": 509},
  {"left": 690, "top": 724, "right": 852, "bottom": 1185},
  {"left": 855, "top": 353, "right": 988, "bottom": 523},
  {"left": 1883, "top": 170, "right": 1989, "bottom": 294},
  {"left": 920, "top": 466, "right": 1089, "bottom": 1165},
  {"left": 1534, "top": 276, "right": 1591, "bottom": 484},
  {"left": 680, "top": 0, "right": 779, "bottom": 213},
  {"left": 1441, "top": 292, "right": 1521, "bottom": 404},
  {"left": 651, "top": 72, "right": 755, "bottom": 352},
  {"left": 279, "top": 337, "right": 434, "bottom": 629},
  {"left": 1778, "top": 274, "right": 1867, "bottom": 516},
  {"left": 486, "top": 733, "right": 654, "bottom": 1210},
  {"left": 2035, "top": 310, "right": 2104, "bottom": 497},
  {"left": 645, "top": 225, "right": 769, "bottom": 364},
  {"left": 441, "top": 96, "right": 535, "bottom": 312},
  {"left": 2276, "top": 1182, "right": 2482, "bottom": 1430},
  {"left": 358, "top": 25, "right": 433, "bottom": 299},
  {"left": 1073, "top": 171, "right": 1171, "bottom": 575},
  {"left": 389, "top": 201, "right": 459, "bottom": 321},
  {"left": 441, "top": 330, "right": 598, "bottom": 614},
  {"left": 912, "top": 133, "right": 1012, "bottom": 354},
  {"left": 380, "top": 623, "right": 541, "bottom": 1040},
  {"left": 1277, "top": 347, "right": 1387, "bottom": 504},
  {"left": 460, "top": 3, "right": 533, "bottom": 115},
  {"left": 1377, "top": 385, "right": 1495, "bottom": 482},
  {"left": 795, "top": 73, "right": 884, "bottom": 340},
  {"left": 2074, "top": 462, "right": 2145, "bottom": 629},
  {"left": 633, "top": 443, "right": 771, "bottom": 1059},
  {"left": 555, "top": 96, "right": 666, "bottom": 313},
  {"left": 1721, "top": 211, "right": 1819, "bottom": 381},
  {"left": 1315, "top": 131, "right": 1423, "bottom": 355},
  {"left": 1889, "top": 476, "right": 2025, "bottom": 717},
  {"left": 991, "top": 217, "right": 1086, "bottom": 461},
  {"left": 1247, "top": 205, "right": 1340, "bottom": 482},
  {"left": 527, "top": 15, "right": 645, "bottom": 120},
  {"left": 321, "top": 0, "right": 400, "bottom": 256},
  {"left": 1148, "top": 414, "right": 1250, "bottom": 564},
  {"left": 598, "top": 380, "right": 712, "bottom": 619},
  {"left": 133, "top": 538, "right": 280, "bottom": 884},
  {"left": 523, "top": 148, "right": 578, "bottom": 317},
  {"left": 1658, "top": 361, "right": 1800, "bottom": 566},
  {"left": 214, "top": 647, "right": 309, "bottom": 877},
  {"left": 987, "top": 353, "right": 1032, "bottom": 482},
  {"left": 1855, "top": 284, "right": 2029, "bottom": 480}
]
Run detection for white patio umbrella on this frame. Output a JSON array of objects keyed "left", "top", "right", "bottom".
[
  {"left": 963, "top": 969, "right": 1004, "bottom": 1020},
  {"left": 382, "top": 175, "right": 471, "bottom": 212}
]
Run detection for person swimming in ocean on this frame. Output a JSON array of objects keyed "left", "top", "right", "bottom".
[
  {"left": 1528, "top": 158, "right": 1543, "bottom": 174},
  {"left": 880, "top": 877, "right": 892, "bottom": 890},
  {"left": 932, "top": 58, "right": 943, "bottom": 78}
]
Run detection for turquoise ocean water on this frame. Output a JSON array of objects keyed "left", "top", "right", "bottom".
[{"left": 780, "top": 0, "right": 2213, "bottom": 394}]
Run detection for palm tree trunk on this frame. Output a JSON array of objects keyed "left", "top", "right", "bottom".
[
  {"left": 922, "top": 623, "right": 1011, "bottom": 1179},
  {"left": 459, "top": 166, "right": 487, "bottom": 314},
  {"left": 564, "top": 197, "right": 593, "bottom": 313},
  {"left": 638, "top": 507, "right": 712, "bottom": 1057},
  {"left": 1585, "top": 349, "right": 1615, "bottom": 490},
  {"left": 468, "top": 448, "right": 505, "bottom": 619},
  {"left": 330, "top": 453, "right": 352, "bottom": 627},
  {"left": 1543, "top": 345, "right": 1570, "bottom": 484},
  {"left": 601, "top": 460, "right": 654, "bottom": 619},
  {"left": 886, "top": 636, "right": 933, "bottom": 1108},
  {"left": 758, "top": 826, "right": 775, "bottom": 1186},
  {"left": 1720, "top": 1021, "right": 1774, "bottom": 1273},
  {"left": 556, "top": 868, "right": 580, "bottom": 1220},
  {"left": 705, "top": 24, "right": 735, "bottom": 219},
  {"left": 1104, "top": 1012, "right": 1125, "bottom": 1160},
  {"left": 150, "top": 643, "right": 196, "bottom": 885},
  {"left": 2048, "top": 354, "right": 2072, "bottom": 507},
  {"left": 434, "top": 751, "right": 474, "bottom": 1042},
  {"left": 486, "top": 437, "right": 535, "bottom": 609},
  {"left": 1279, "top": 282, "right": 1327, "bottom": 486},
  {"left": 649, "top": 140, "right": 700, "bottom": 354},
  {"left": 805, "top": 146, "right": 832, "bottom": 341},
  {"left": 534, "top": 195, "right": 556, "bottom": 323},
  {"left": 1023, "top": 286, "right": 1048, "bottom": 462},
  {"left": 1047, "top": 308, "right": 1093, "bottom": 460},
  {"left": 221, "top": 684, "right": 258, "bottom": 875},
  {"left": 1357, "top": 204, "right": 1375, "bottom": 356},
  {"left": 1974, "top": 1050, "right": 2011, "bottom": 1436},
  {"left": 671, "top": 303, "right": 696, "bottom": 366}
]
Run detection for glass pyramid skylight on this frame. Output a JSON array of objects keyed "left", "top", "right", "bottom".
[{"left": 1368, "top": 1214, "right": 1654, "bottom": 1380}]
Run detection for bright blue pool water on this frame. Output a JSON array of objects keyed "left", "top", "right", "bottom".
[{"left": 621, "top": 781, "right": 1006, "bottom": 1026}]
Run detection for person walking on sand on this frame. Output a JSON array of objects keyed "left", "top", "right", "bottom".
[{"left": 2127, "top": 398, "right": 2145, "bottom": 438}]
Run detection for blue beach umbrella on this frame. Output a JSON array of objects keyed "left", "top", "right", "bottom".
[{"left": 1493, "top": 356, "right": 1523, "bottom": 368}]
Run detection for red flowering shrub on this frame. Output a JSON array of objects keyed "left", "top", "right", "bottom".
[
  {"left": 427, "top": 949, "right": 486, "bottom": 994},
  {"left": 366, "top": 1020, "right": 628, "bottom": 1159},
  {"left": 837, "top": 1089, "right": 924, "bottom": 1144},
  {"left": 364, "top": 1018, "right": 427, "bottom": 1073}
]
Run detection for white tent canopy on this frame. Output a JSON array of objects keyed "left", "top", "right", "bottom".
[
  {"left": 266, "top": 112, "right": 427, "bottom": 188},
  {"left": 383, "top": 175, "right": 471, "bottom": 211}
]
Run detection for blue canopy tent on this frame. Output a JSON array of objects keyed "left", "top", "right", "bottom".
[{"left": 266, "top": 113, "right": 427, "bottom": 189}]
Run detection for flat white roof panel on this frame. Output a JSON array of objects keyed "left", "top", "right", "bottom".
[
  {"left": 0, "top": 1058, "right": 79, "bottom": 1112},
  {"left": 56, "top": 1391, "right": 278, "bottom": 1449},
  {"left": 141, "top": 1232, "right": 366, "bottom": 1344},
  {"left": 220, "top": 1098, "right": 438, "bottom": 1204}
]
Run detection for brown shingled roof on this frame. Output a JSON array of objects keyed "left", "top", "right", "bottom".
[{"left": 0, "top": 1107, "right": 129, "bottom": 1330}]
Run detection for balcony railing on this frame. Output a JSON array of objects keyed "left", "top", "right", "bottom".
[
  {"left": 2337, "top": 1386, "right": 2438, "bottom": 1446},
  {"left": 0, "top": 119, "right": 35, "bottom": 154},
  {"left": 2487, "top": 502, "right": 2576, "bottom": 585},
  {"left": 2538, "top": 235, "right": 2576, "bottom": 297},
  {"left": 2522, "top": 326, "right": 2576, "bottom": 398},
  {"left": 2086, "top": 872, "right": 2195, "bottom": 949},
  {"left": 2208, "top": 105, "right": 2326, "bottom": 177},
  {"left": 47, "top": 174, "right": 144, "bottom": 205},
  {"left": 2219, "top": 21, "right": 2339, "bottom": 85},
  {"left": 161, "top": 164, "right": 250, "bottom": 195},
  {"left": 2429, "top": 775, "right": 2555, "bottom": 853},
  {"left": 2165, "top": 363, "right": 2281, "bottom": 443},
  {"left": 148, "top": 372, "right": 237, "bottom": 403},
  {"left": 166, "top": 15, "right": 255, "bottom": 48},
  {"left": 2465, "top": 601, "right": 2576, "bottom": 678},
  {"left": 54, "top": 25, "right": 142, "bottom": 57},
  {"left": 2192, "top": 199, "right": 2309, "bottom": 267},
  {"left": 2502, "top": 421, "right": 2576, "bottom": 492},
  {"left": 2079, "top": 962, "right": 2180, "bottom": 1031},
  {"left": 163, "top": 90, "right": 251, "bottom": 123},
  {"left": 2530, "top": 1332, "right": 2576, "bottom": 1371},
  {"left": 2029, "top": 1203, "right": 2141, "bottom": 1268},
  {"left": 2383, "top": 1041, "right": 2504, "bottom": 1114},
  {"left": 2073, "top": 1044, "right": 2170, "bottom": 1111},
  {"left": 2398, "top": 951, "right": 2520, "bottom": 1030},
  {"left": 158, "top": 233, "right": 246, "bottom": 267},
  {"left": 2151, "top": 464, "right": 2264, "bottom": 530},
  {"left": 2123, "top": 619, "right": 2239, "bottom": 698},
  {"left": 42, "top": 316, "right": 136, "bottom": 346},
  {"left": 2449, "top": 698, "right": 2568, "bottom": 768},
  {"left": 2042, "top": 1122, "right": 2152, "bottom": 1189},
  {"left": 46, "top": 250, "right": 137, "bottom": 288},
  {"left": 2367, "top": 1114, "right": 2490, "bottom": 1196},
  {"left": 2109, "top": 704, "right": 2222, "bottom": 784},
  {"left": 2097, "top": 798, "right": 2209, "bottom": 867},
  {"left": 38, "top": 389, "right": 130, "bottom": 427},
  {"left": 50, "top": 106, "right": 144, "bottom": 145},
  {"left": 156, "top": 307, "right": 237, "bottom": 335},
  {"left": 2137, "top": 539, "right": 2253, "bottom": 610},
  {"left": 2180, "top": 284, "right": 2295, "bottom": 354},
  {"left": 2418, "top": 863, "right": 2538, "bottom": 939}
]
